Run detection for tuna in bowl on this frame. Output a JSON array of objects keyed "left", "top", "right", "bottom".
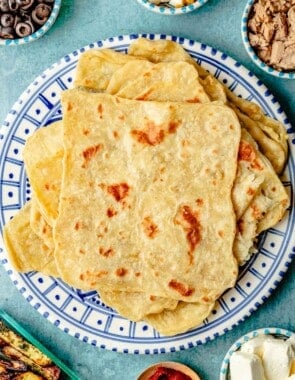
[{"left": 242, "top": 0, "right": 295, "bottom": 79}]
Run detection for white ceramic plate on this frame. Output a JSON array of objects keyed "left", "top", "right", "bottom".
[{"left": 0, "top": 34, "right": 294, "bottom": 354}]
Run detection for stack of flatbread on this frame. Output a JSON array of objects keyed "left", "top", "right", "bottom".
[{"left": 3, "top": 38, "right": 289, "bottom": 336}]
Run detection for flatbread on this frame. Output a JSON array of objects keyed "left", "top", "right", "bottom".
[
  {"left": 3, "top": 201, "right": 58, "bottom": 277},
  {"left": 128, "top": 38, "right": 288, "bottom": 174},
  {"left": 55, "top": 89, "right": 240, "bottom": 303},
  {"left": 23, "top": 121, "right": 63, "bottom": 226}
]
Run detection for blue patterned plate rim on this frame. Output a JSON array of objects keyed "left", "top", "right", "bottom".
[
  {"left": 219, "top": 327, "right": 295, "bottom": 379},
  {"left": 241, "top": 0, "right": 295, "bottom": 79},
  {"left": 135, "top": 0, "right": 208, "bottom": 15},
  {"left": 0, "top": 33, "right": 294, "bottom": 354}
]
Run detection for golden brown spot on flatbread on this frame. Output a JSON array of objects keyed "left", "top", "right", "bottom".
[
  {"left": 118, "top": 115, "right": 125, "bottom": 122},
  {"left": 196, "top": 198, "right": 204, "bottom": 206},
  {"left": 238, "top": 141, "right": 263, "bottom": 171},
  {"left": 247, "top": 187, "right": 255, "bottom": 196},
  {"left": 168, "top": 120, "right": 181, "bottom": 134},
  {"left": 149, "top": 295, "right": 156, "bottom": 301},
  {"left": 107, "top": 183, "right": 130, "bottom": 202},
  {"left": 82, "top": 144, "right": 103, "bottom": 168},
  {"left": 186, "top": 96, "right": 200, "bottom": 103},
  {"left": 42, "top": 226, "right": 48, "bottom": 235},
  {"left": 67, "top": 102, "right": 73, "bottom": 111},
  {"left": 271, "top": 187, "right": 276, "bottom": 192},
  {"left": 168, "top": 280, "right": 195, "bottom": 297},
  {"left": 83, "top": 129, "right": 90, "bottom": 135},
  {"left": 113, "top": 131, "right": 119, "bottom": 139},
  {"left": 202, "top": 296, "right": 210, "bottom": 302},
  {"left": 74, "top": 221, "right": 83, "bottom": 231},
  {"left": 116, "top": 268, "right": 128, "bottom": 277},
  {"left": 251, "top": 204, "right": 262, "bottom": 219},
  {"left": 97, "top": 103, "right": 103, "bottom": 119},
  {"left": 218, "top": 230, "right": 224, "bottom": 238},
  {"left": 99, "top": 247, "right": 114, "bottom": 257},
  {"left": 135, "top": 88, "right": 154, "bottom": 101},
  {"left": 107, "top": 207, "right": 117, "bottom": 218},
  {"left": 131, "top": 123, "right": 165, "bottom": 146},
  {"left": 229, "top": 124, "right": 234, "bottom": 130},
  {"left": 135, "top": 272, "right": 141, "bottom": 277},
  {"left": 79, "top": 270, "right": 108, "bottom": 281},
  {"left": 79, "top": 249, "right": 85, "bottom": 255},
  {"left": 142, "top": 216, "right": 159, "bottom": 238},
  {"left": 175, "top": 205, "right": 202, "bottom": 264}
]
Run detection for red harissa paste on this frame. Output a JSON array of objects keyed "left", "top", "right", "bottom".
[{"left": 148, "top": 366, "right": 193, "bottom": 380}]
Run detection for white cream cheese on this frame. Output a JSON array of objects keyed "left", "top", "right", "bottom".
[
  {"left": 262, "top": 339, "right": 293, "bottom": 380},
  {"left": 230, "top": 351, "right": 265, "bottom": 380}
]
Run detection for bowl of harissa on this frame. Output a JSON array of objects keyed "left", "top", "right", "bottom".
[
  {"left": 135, "top": 0, "right": 208, "bottom": 15},
  {"left": 242, "top": 0, "right": 295, "bottom": 79},
  {"left": 0, "top": 0, "right": 61, "bottom": 46}
]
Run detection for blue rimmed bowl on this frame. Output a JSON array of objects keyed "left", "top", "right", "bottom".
[
  {"left": 0, "top": 0, "right": 61, "bottom": 46},
  {"left": 135, "top": 0, "right": 208, "bottom": 15},
  {"left": 241, "top": 0, "right": 295, "bottom": 79},
  {"left": 220, "top": 327, "right": 295, "bottom": 380}
]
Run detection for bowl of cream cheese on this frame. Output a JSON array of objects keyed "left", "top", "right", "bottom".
[
  {"left": 220, "top": 327, "right": 295, "bottom": 380},
  {"left": 242, "top": 0, "right": 295, "bottom": 79}
]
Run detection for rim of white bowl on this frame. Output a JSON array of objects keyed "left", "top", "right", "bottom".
[
  {"left": 0, "top": 0, "right": 62, "bottom": 46},
  {"left": 241, "top": 0, "right": 295, "bottom": 79},
  {"left": 135, "top": 0, "right": 209, "bottom": 15},
  {"left": 219, "top": 327, "right": 295, "bottom": 380}
]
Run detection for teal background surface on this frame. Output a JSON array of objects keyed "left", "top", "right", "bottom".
[{"left": 0, "top": 1, "right": 294, "bottom": 379}]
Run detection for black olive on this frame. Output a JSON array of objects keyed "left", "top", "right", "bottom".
[
  {"left": 0, "top": 25, "right": 14, "bottom": 38},
  {"left": 0, "top": 0, "right": 9, "bottom": 12},
  {"left": 15, "top": 20, "right": 32, "bottom": 36},
  {"left": 1, "top": 12, "right": 14, "bottom": 27},
  {"left": 31, "top": 3, "right": 51, "bottom": 25},
  {"left": 8, "top": 0, "right": 19, "bottom": 11},
  {"left": 16, "top": 0, "right": 34, "bottom": 10}
]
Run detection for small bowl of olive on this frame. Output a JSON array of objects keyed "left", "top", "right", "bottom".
[{"left": 0, "top": 0, "right": 61, "bottom": 46}]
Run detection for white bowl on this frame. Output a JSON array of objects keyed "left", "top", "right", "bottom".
[
  {"left": 0, "top": 0, "right": 62, "bottom": 46},
  {"left": 220, "top": 327, "right": 295, "bottom": 380},
  {"left": 241, "top": 0, "right": 295, "bottom": 79},
  {"left": 135, "top": 0, "right": 208, "bottom": 16}
]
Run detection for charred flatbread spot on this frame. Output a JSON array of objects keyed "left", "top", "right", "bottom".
[
  {"left": 116, "top": 268, "right": 128, "bottom": 277},
  {"left": 271, "top": 187, "right": 276, "bottom": 192},
  {"left": 99, "top": 247, "right": 114, "bottom": 257},
  {"left": 107, "top": 207, "right": 117, "bottom": 218},
  {"left": 238, "top": 141, "right": 263, "bottom": 171},
  {"left": 97, "top": 103, "right": 103, "bottom": 119},
  {"left": 135, "top": 272, "right": 141, "bottom": 277},
  {"left": 168, "top": 280, "right": 195, "bottom": 297},
  {"left": 83, "top": 129, "right": 90, "bottom": 135},
  {"left": 107, "top": 183, "right": 130, "bottom": 202},
  {"left": 82, "top": 144, "right": 103, "bottom": 168},
  {"left": 113, "top": 131, "right": 119, "bottom": 139},
  {"left": 142, "top": 216, "right": 159, "bottom": 238},
  {"left": 150, "top": 295, "right": 156, "bottom": 301}
]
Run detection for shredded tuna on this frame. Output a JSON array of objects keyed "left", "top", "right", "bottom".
[{"left": 247, "top": 0, "right": 295, "bottom": 71}]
